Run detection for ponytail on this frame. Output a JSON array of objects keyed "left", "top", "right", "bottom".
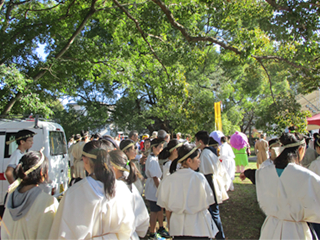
[
  {"left": 170, "top": 144, "right": 199, "bottom": 174},
  {"left": 108, "top": 150, "right": 140, "bottom": 190},
  {"left": 159, "top": 139, "right": 181, "bottom": 160},
  {"left": 83, "top": 141, "right": 116, "bottom": 198}
]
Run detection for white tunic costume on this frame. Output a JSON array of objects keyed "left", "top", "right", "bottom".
[
  {"left": 145, "top": 154, "right": 162, "bottom": 202},
  {"left": 259, "top": 158, "right": 273, "bottom": 169},
  {"left": 2, "top": 189, "right": 58, "bottom": 239},
  {"left": 199, "top": 148, "right": 228, "bottom": 203},
  {"left": 256, "top": 163, "right": 320, "bottom": 240},
  {"left": 70, "top": 141, "right": 86, "bottom": 178},
  {"left": 219, "top": 143, "right": 235, "bottom": 190},
  {"left": 157, "top": 168, "right": 218, "bottom": 238},
  {"left": 130, "top": 184, "right": 149, "bottom": 240},
  {"left": 309, "top": 156, "right": 320, "bottom": 176},
  {"left": 49, "top": 177, "right": 135, "bottom": 239}
]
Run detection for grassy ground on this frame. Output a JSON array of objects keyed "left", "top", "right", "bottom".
[{"left": 220, "top": 162, "right": 265, "bottom": 239}]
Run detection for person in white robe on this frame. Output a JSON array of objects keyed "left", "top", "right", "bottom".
[
  {"left": 219, "top": 136, "right": 235, "bottom": 191},
  {"left": 145, "top": 138, "right": 170, "bottom": 239},
  {"left": 308, "top": 138, "right": 320, "bottom": 175},
  {"left": 2, "top": 149, "right": 58, "bottom": 240},
  {"left": 49, "top": 140, "right": 135, "bottom": 239},
  {"left": 70, "top": 134, "right": 88, "bottom": 179},
  {"left": 108, "top": 149, "right": 149, "bottom": 240},
  {"left": 120, "top": 139, "right": 144, "bottom": 194},
  {"left": 195, "top": 131, "right": 226, "bottom": 239},
  {"left": 256, "top": 132, "right": 320, "bottom": 240},
  {"left": 157, "top": 144, "right": 218, "bottom": 239}
]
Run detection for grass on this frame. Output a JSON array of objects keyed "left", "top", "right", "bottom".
[{"left": 220, "top": 162, "right": 265, "bottom": 240}]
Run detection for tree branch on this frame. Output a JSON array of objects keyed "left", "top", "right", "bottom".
[
  {"left": 253, "top": 55, "right": 310, "bottom": 71},
  {"left": 151, "top": 0, "right": 241, "bottom": 55},
  {"left": 1, "top": 0, "right": 98, "bottom": 115},
  {"left": 112, "top": 0, "right": 170, "bottom": 78},
  {"left": 256, "top": 58, "right": 277, "bottom": 104},
  {"left": 264, "top": 0, "right": 291, "bottom": 11}
]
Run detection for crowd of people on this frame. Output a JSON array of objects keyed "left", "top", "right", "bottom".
[{"left": 2, "top": 127, "right": 320, "bottom": 240}]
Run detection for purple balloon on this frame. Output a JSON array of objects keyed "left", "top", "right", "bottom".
[{"left": 230, "top": 131, "right": 249, "bottom": 150}]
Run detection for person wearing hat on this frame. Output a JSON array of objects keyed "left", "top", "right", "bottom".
[{"left": 5, "top": 129, "right": 36, "bottom": 184}]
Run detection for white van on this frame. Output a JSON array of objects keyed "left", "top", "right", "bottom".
[{"left": 0, "top": 118, "right": 69, "bottom": 205}]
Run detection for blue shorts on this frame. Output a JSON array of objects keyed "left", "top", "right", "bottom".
[{"left": 148, "top": 200, "right": 161, "bottom": 212}]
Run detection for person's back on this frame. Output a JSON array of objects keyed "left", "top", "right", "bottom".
[
  {"left": 256, "top": 132, "right": 320, "bottom": 239},
  {"left": 257, "top": 163, "right": 320, "bottom": 239},
  {"left": 2, "top": 150, "right": 58, "bottom": 240}
]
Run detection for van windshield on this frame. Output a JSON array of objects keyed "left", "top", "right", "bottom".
[{"left": 49, "top": 131, "right": 67, "bottom": 156}]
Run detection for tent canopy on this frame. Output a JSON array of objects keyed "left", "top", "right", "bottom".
[{"left": 307, "top": 113, "right": 320, "bottom": 130}]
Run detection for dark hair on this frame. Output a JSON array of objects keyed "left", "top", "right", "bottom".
[
  {"left": 74, "top": 134, "right": 81, "bottom": 141},
  {"left": 128, "top": 130, "right": 138, "bottom": 139},
  {"left": 273, "top": 132, "right": 305, "bottom": 169},
  {"left": 315, "top": 138, "right": 320, "bottom": 148},
  {"left": 100, "top": 137, "right": 118, "bottom": 150},
  {"left": 144, "top": 138, "right": 151, "bottom": 143},
  {"left": 108, "top": 150, "right": 138, "bottom": 189},
  {"left": 15, "top": 151, "right": 48, "bottom": 187},
  {"left": 159, "top": 139, "right": 180, "bottom": 160},
  {"left": 120, "top": 139, "right": 135, "bottom": 152},
  {"left": 288, "top": 126, "right": 297, "bottom": 132},
  {"left": 92, "top": 133, "right": 101, "bottom": 139},
  {"left": 170, "top": 144, "right": 199, "bottom": 174},
  {"left": 268, "top": 138, "right": 279, "bottom": 148},
  {"left": 220, "top": 136, "right": 227, "bottom": 143},
  {"left": 81, "top": 130, "right": 89, "bottom": 141},
  {"left": 195, "top": 131, "right": 209, "bottom": 145},
  {"left": 83, "top": 140, "right": 115, "bottom": 198},
  {"left": 150, "top": 138, "right": 164, "bottom": 152},
  {"left": 15, "top": 129, "right": 35, "bottom": 145},
  {"left": 209, "top": 137, "right": 218, "bottom": 146}
]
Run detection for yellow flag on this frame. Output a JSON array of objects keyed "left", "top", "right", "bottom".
[{"left": 214, "top": 102, "right": 222, "bottom": 131}]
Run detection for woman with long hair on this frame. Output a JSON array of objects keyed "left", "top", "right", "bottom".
[
  {"left": 157, "top": 144, "right": 218, "bottom": 239},
  {"left": 120, "top": 139, "right": 144, "bottom": 194},
  {"left": 49, "top": 140, "right": 135, "bottom": 239},
  {"left": 109, "top": 150, "right": 149, "bottom": 240},
  {"left": 256, "top": 132, "right": 320, "bottom": 239},
  {"left": 158, "top": 139, "right": 182, "bottom": 179},
  {"left": 2, "top": 150, "right": 58, "bottom": 239}
]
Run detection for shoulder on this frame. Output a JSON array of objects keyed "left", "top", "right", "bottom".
[{"left": 288, "top": 163, "right": 320, "bottom": 180}]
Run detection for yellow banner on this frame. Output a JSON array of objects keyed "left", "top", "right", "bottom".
[{"left": 214, "top": 102, "right": 222, "bottom": 131}]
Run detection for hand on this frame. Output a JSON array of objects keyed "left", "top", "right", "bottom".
[{"left": 239, "top": 172, "right": 246, "bottom": 181}]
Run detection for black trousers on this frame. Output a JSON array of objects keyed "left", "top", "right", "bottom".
[{"left": 205, "top": 174, "right": 225, "bottom": 240}]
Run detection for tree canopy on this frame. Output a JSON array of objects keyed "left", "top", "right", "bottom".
[{"left": 0, "top": 0, "right": 318, "bottom": 136}]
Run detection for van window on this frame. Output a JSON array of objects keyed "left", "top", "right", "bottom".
[
  {"left": 4, "top": 132, "right": 18, "bottom": 158},
  {"left": 49, "top": 131, "right": 67, "bottom": 156}
]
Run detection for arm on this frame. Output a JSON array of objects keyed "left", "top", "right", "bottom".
[
  {"left": 5, "top": 166, "right": 15, "bottom": 184},
  {"left": 241, "top": 169, "right": 256, "bottom": 184},
  {"left": 153, "top": 176, "right": 160, "bottom": 188}
]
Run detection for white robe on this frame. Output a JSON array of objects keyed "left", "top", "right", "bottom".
[
  {"left": 219, "top": 143, "right": 235, "bottom": 180},
  {"left": 130, "top": 184, "right": 149, "bottom": 240},
  {"left": 256, "top": 163, "right": 320, "bottom": 240},
  {"left": 145, "top": 154, "right": 162, "bottom": 202},
  {"left": 309, "top": 156, "right": 320, "bottom": 176},
  {"left": 156, "top": 168, "right": 218, "bottom": 238},
  {"left": 70, "top": 141, "right": 86, "bottom": 178},
  {"left": 260, "top": 158, "right": 273, "bottom": 169},
  {"left": 199, "top": 148, "right": 228, "bottom": 204},
  {"left": 2, "top": 191, "right": 58, "bottom": 239},
  {"left": 49, "top": 177, "right": 135, "bottom": 239}
]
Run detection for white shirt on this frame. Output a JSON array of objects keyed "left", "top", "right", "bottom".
[
  {"left": 7, "top": 149, "right": 24, "bottom": 168},
  {"left": 199, "top": 148, "right": 218, "bottom": 175},
  {"left": 145, "top": 154, "right": 162, "bottom": 201},
  {"left": 157, "top": 168, "right": 218, "bottom": 237},
  {"left": 309, "top": 156, "right": 320, "bottom": 176}
]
